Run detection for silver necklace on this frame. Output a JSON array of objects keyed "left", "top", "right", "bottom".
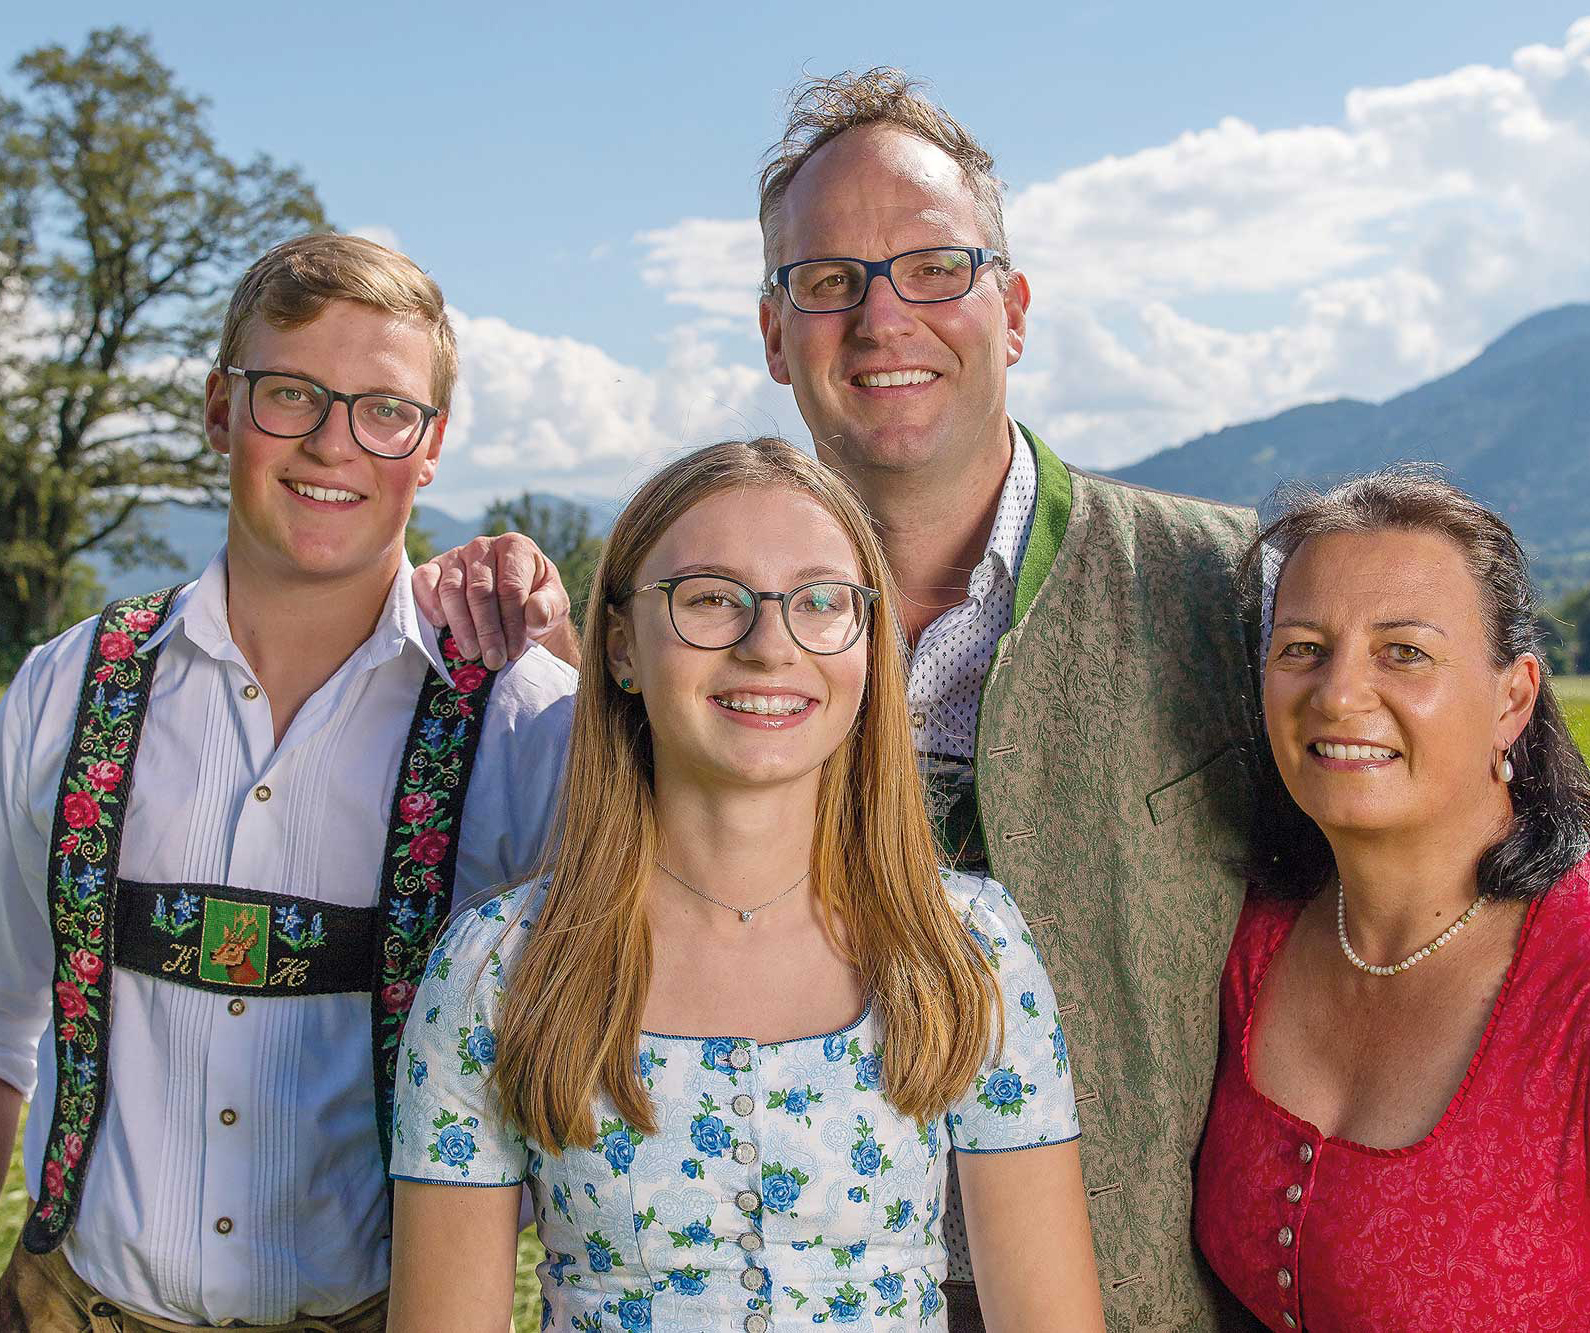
[
  {"left": 1335, "top": 883, "right": 1485, "bottom": 977},
  {"left": 656, "top": 862, "right": 810, "bottom": 923}
]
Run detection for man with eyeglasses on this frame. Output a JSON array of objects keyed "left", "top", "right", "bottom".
[
  {"left": 752, "top": 73, "right": 1264, "bottom": 1333},
  {"left": 437, "top": 70, "right": 1266, "bottom": 1333},
  {"left": 0, "top": 233, "right": 575, "bottom": 1330}
]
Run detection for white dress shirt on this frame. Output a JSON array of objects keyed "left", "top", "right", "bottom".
[{"left": 0, "top": 549, "right": 576, "bottom": 1324}]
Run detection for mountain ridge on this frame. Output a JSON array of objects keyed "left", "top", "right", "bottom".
[{"left": 1111, "top": 303, "right": 1590, "bottom": 593}]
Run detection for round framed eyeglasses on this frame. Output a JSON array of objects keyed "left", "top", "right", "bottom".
[
  {"left": 612, "top": 574, "right": 880, "bottom": 655},
  {"left": 226, "top": 366, "right": 441, "bottom": 459}
]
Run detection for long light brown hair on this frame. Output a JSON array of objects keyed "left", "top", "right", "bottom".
[{"left": 491, "top": 437, "right": 999, "bottom": 1151}]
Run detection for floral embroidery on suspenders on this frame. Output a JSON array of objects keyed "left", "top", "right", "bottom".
[
  {"left": 23, "top": 588, "right": 180, "bottom": 1253},
  {"left": 372, "top": 635, "right": 495, "bottom": 1172},
  {"left": 24, "top": 607, "right": 496, "bottom": 1253}
]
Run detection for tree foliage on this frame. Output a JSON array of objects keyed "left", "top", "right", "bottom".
[
  {"left": 0, "top": 27, "right": 325, "bottom": 662},
  {"left": 483, "top": 494, "right": 605, "bottom": 628},
  {"left": 1541, "top": 586, "right": 1590, "bottom": 677}
]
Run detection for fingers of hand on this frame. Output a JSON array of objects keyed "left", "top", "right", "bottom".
[{"left": 411, "top": 562, "right": 444, "bottom": 627}]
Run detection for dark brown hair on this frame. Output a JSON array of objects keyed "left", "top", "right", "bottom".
[{"left": 1241, "top": 463, "right": 1590, "bottom": 900}]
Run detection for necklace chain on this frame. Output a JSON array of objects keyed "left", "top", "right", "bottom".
[
  {"left": 1335, "top": 883, "right": 1485, "bottom": 977},
  {"left": 656, "top": 861, "right": 810, "bottom": 923}
]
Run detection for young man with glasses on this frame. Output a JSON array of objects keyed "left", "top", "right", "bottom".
[
  {"left": 0, "top": 233, "right": 575, "bottom": 1331},
  {"left": 442, "top": 72, "right": 1266, "bottom": 1333}
]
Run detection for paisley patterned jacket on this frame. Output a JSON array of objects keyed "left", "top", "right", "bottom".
[{"left": 975, "top": 428, "right": 1265, "bottom": 1332}]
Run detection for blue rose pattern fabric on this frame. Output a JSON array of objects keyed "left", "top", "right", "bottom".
[{"left": 390, "top": 871, "right": 1079, "bottom": 1330}]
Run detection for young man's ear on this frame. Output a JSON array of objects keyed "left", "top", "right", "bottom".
[
  {"left": 416, "top": 416, "right": 447, "bottom": 489},
  {"left": 203, "top": 367, "right": 235, "bottom": 457}
]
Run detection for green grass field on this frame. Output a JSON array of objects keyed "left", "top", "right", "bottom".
[{"left": 6, "top": 679, "right": 1590, "bottom": 1321}]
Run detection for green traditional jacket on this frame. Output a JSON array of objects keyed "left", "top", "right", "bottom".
[{"left": 976, "top": 425, "right": 1263, "bottom": 1332}]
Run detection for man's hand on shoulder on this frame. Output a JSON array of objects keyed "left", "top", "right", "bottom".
[{"left": 412, "top": 535, "right": 582, "bottom": 671}]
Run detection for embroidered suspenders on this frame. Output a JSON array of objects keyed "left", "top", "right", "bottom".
[{"left": 22, "top": 596, "right": 496, "bottom": 1253}]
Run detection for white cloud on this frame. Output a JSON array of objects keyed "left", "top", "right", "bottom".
[{"left": 426, "top": 311, "right": 797, "bottom": 516}]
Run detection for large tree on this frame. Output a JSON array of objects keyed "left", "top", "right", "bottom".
[{"left": 0, "top": 28, "right": 324, "bottom": 669}]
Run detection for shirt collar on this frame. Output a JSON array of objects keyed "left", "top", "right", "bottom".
[
  {"left": 138, "top": 545, "right": 455, "bottom": 685},
  {"left": 969, "top": 419, "right": 1039, "bottom": 597}
]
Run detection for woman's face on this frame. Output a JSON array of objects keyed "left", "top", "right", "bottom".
[
  {"left": 607, "top": 483, "right": 871, "bottom": 800},
  {"left": 1264, "top": 527, "right": 1536, "bottom": 845}
]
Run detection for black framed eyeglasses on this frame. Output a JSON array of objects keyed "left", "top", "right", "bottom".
[
  {"left": 611, "top": 574, "right": 880, "bottom": 654},
  {"left": 766, "top": 246, "right": 1007, "bottom": 314},
  {"left": 225, "top": 366, "right": 441, "bottom": 460}
]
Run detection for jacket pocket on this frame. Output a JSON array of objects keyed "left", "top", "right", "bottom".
[{"left": 1145, "top": 745, "right": 1241, "bottom": 826}]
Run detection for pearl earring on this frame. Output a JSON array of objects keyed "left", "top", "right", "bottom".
[{"left": 1498, "top": 751, "right": 1514, "bottom": 783}]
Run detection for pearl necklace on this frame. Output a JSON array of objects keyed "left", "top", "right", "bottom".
[
  {"left": 1336, "top": 884, "right": 1485, "bottom": 977},
  {"left": 656, "top": 862, "right": 809, "bottom": 923}
]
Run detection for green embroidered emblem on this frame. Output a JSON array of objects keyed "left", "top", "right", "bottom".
[{"left": 197, "top": 900, "right": 269, "bottom": 987}]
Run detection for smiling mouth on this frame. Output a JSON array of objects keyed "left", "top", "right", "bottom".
[
  {"left": 283, "top": 479, "right": 366, "bottom": 504},
  {"left": 711, "top": 692, "right": 813, "bottom": 717},
  {"left": 1311, "top": 741, "right": 1400, "bottom": 761},
  {"left": 852, "top": 370, "right": 940, "bottom": 388}
]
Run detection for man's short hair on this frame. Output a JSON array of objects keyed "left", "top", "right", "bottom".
[
  {"left": 757, "top": 68, "right": 1010, "bottom": 278},
  {"left": 217, "top": 233, "right": 459, "bottom": 412}
]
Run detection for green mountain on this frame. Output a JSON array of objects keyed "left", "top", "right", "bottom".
[{"left": 1111, "top": 304, "right": 1590, "bottom": 595}]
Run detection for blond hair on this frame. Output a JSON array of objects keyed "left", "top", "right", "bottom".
[
  {"left": 758, "top": 68, "right": 1010, "bottom": 277},
  {"left": 217, "top": 232, "right": 458, "bottom": 410},
  {"left": 492, "top": 438, "right": 999, "bottom": 1150}
]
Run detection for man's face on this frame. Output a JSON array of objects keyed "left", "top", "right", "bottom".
[
  {"left": 204, "top": 299, "right": 444, "bottom": 588},
  {"left": 759, "top": 125, "right": 1030, "bottom": 484}
]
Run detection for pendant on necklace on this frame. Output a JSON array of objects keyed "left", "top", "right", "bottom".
[{"left": 740, "top": 911, "right": 753, "bottom": 922}]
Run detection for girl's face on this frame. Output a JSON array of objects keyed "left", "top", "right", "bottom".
[{"left": 607, "top": 484, "right": 872, "bottom": 802}]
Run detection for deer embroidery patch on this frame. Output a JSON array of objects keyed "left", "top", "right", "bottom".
[{"left": 198, "top": 902, "right": 269, "bottom": 988}]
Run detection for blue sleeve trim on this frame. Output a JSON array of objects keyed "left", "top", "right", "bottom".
[
  {"left": 389, "top": 1171, "right": 525, "bottom": 1188},
  {"left": 952, "top": 1131, "right": 1081, "bottom": 1155}
]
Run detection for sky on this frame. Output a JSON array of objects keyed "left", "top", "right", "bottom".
[{"left": 6, "top": 3, "right": 1590, "bottom": 517}]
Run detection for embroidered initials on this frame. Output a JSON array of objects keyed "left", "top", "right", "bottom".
[
  {"left": 269, "top": 957, "right": 311, "bottom": 989},
  {"left": 161, "top": 944, "right": 198, "bottom": 976}
]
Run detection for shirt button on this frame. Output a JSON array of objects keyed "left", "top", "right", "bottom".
[
  {"left": 728, "top": 1047, "right": 751, "bottom": 1070},
  {"left": 1283, "top": 1316, "right": 1297, "bottom": 1329},
  {"left": 1285, "top": 1183, "right": 1302, "bottom": 1204},
  {"left": 739, "top": 1267, "right": 765, "bottom": 1292},
  {"left": 215, "top": 1217, "right": 234, "bottom": 1235},
  {"left": 745, "top": 1316, "right": 769, "bottom": 1333},
  {"left": 735, "top": 1190, "right": 761, "bottom": 1213},
  {"left": 241, "top": 684, "right": 260, "bottom": 700},
  {"left": 732, "top": 1141, "right": 758, "bottom": 1165},
  {"left": 253, "top": 784, "right": 271, "bottom": 803},
  {"left": 1297, "top": 1143, "right": 1314, "bottom": 1164},
  {"left": 737, "top": 1231, "right": 764, "bottom": 1253},
  {"left": 1276, "top": 1268, "right": 1292, "bottom": 1290},
  {"left": 1277, "top": 1225, "right": 1294, "bottom": 1248},
  {"left": 219, "top": 1108, "right": 238, "bottom": 1126},
  {"left": 227, "top": 999, "right": 246, "bottom": 1017},
  {"left": 731, "top": 1094, "right": 754, "bottom": 1117},
  {"left": 910, "top": 711, "right": 926, "bottom": 728}
]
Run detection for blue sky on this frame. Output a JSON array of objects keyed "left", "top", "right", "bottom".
[{"left": 6, "top": 3, "right": 1590, "bottom": 515}]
